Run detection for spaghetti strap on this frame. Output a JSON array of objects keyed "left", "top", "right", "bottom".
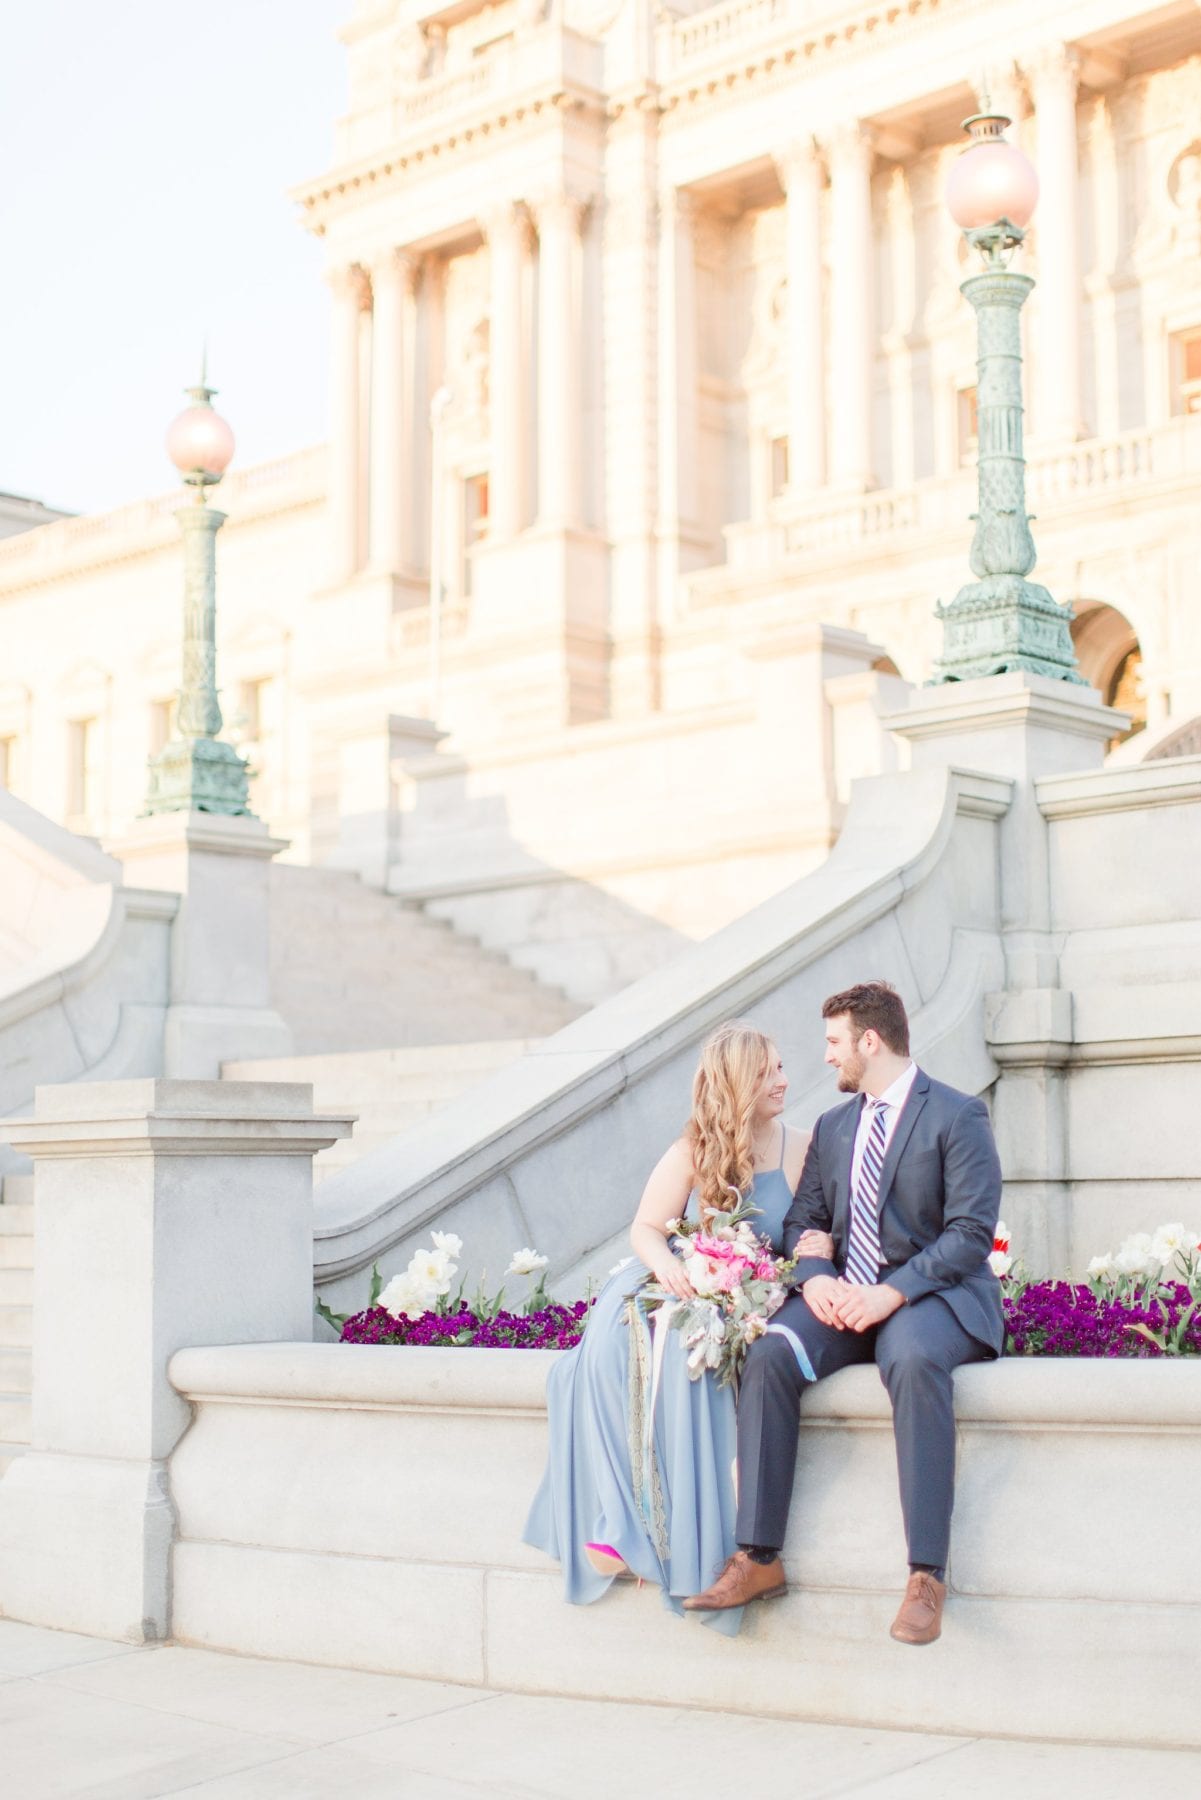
[{"left": 777, "top": 1121, "right": 787, "bottom": 1169}]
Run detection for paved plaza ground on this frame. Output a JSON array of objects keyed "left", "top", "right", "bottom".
[{"left": 1, "top": 1617, "right": 1198, "bottom": 1798}]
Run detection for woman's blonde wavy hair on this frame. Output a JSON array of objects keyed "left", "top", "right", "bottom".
[{"left": 685, "top": 1021, "right": 777, "bottom": 1222}]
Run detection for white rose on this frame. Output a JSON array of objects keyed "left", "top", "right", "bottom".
[
  {"left": 683, "top": 1252, "right": 725, "bottom": 1297},
  {"left": 379, "top": 1272, "right": 437, "bottom": 1321},
  {"left": 506, "top": 1248, "right": 549, "bottom": 1277},
  {"left": 988, "top": 1249, "right": 1012, "bottom": 1279},
  {"left": 431, "top": 1231, "right": 463, "bottom": 1260}
]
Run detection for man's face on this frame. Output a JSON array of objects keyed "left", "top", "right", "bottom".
[{"left": 824, "top": 1014, "right": 868, "bottom": 1093}]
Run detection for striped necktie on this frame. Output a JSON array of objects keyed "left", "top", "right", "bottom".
[{"left": 843, "top": 1099, "right": 887, "bottom": 1286}]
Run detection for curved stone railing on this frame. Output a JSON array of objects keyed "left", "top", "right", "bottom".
[
  {"left": 0, "top": 790, "right": 176, "bottom": 1161},
  {"left": 168, "top": 1341, "right": 1201, "bottom": 1744},
  {"left": 312, "top": 762, "right": 1012, "bottom": 1309}
]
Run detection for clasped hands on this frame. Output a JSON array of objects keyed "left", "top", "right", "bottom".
[{"left": 793, "top": 1229, "right": 904, "bottom": 1333}]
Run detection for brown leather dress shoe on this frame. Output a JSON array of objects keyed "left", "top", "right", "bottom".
[
  {"left": 890, "top": 1571, "right": 947, "bottom": 1645},
  {"left": 682, "top": 1551, "right": 787, "bottom": 1612}
]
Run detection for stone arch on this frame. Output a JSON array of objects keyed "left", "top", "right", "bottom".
[{"left": 1070, "top": 601, "right": 1145, "bottom": 740}]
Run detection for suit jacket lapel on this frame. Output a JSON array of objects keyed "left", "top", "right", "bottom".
[
  {"left": 874, "top": 1068, "right": 929, "bottom": 1216},
  {"left": 832, "top": 1098, "right": 861, "bottom": 1233}
]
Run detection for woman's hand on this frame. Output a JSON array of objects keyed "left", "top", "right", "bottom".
[
  {"left": 653, "top": 1251, "right": 697, "bottom": 1302},
  {"left": 795, "top": 1229, "right": 835, "bottom": 1260}
]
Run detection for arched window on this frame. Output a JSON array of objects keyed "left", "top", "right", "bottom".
[{"left": 1069, "top": 603, "right": 1145, "bottom": 743}]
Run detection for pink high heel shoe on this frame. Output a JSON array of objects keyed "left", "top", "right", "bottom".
[{"left": 584, "top": 1542, "right": 639, "bottom": 1582}]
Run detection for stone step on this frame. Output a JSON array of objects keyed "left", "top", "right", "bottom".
[
  {"left": 0, "top": 1392, "right": 30, "bottom": 1444},
  {"left": 0, "top": 1235, "right": 33, "bottom": 1269},
  {"left": 0, "top": 1442, "right": 26, "bottom": 1478},
  {"left": 0, "top": 1204, "right": 34, "bottom": 1236},
  {"left": 0, "top": 1307, "right": 32, "bottom": 1348},
  {"left": 0, "top": 1346, "right": 31, "bottom": 1393},
  {"left": 225, "top": 1039, "right": 537, "bottom": 1176},
  {"left": 0, "top": 1268, "right": 32, "bottom": 1306},
  {"left": 267, "top": 863, "right": 581, "bottom": 1056}
]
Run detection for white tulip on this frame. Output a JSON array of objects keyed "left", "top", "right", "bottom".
[
  {"left": 507, "top": 1248, "right": 549, "bottom": 1277},
  {"left": 431, "top": 1231, "right": 464, "bottom": 1260},
  {"left": 988, "top": 1249, "right": 1012, "bottom": 1279},
  {"left": 379, "top": 1272, "right": 438, "bottom": 1321},
  {"left": 407, "top": 1246, "right": 455, "bottom": 1294}
]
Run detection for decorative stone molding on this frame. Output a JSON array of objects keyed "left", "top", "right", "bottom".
[{"left": 167, "top": 1344, "right": 1201, "bottom": 1744}]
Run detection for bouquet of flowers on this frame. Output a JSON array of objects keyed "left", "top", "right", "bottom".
[{"left": 639, "top": 1202, "right": 795, "bottom": 1388}]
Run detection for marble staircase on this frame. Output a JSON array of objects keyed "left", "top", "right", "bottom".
[
  {"left": 268, "top": 863, "right": 582, "bottom": 1053},
  {"left": 223, "top": 1039, "right": 539, "bottom": 1180}
]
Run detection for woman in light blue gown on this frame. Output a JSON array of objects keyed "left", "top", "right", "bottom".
[{"left": 524, "top": 1022, "right": 821, "bottom": 1635}]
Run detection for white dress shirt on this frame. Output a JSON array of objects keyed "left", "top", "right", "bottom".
[{"left": 850, "top": 1061, "right": 918, "bottom": 1196}]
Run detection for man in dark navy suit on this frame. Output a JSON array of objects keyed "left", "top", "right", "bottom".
[{"left": 685, "top": 981, "right": 1003, "bottom": 1643}]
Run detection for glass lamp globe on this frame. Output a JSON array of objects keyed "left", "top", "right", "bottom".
[
  {"left": 946, "top": 113, "right": 1039, "bottom": 231},
  {"left": 166, "top": 402, "right": 235, "bottom": 482}
]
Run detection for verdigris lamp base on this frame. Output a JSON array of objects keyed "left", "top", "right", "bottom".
[
  {"left": 932, "top": 576, "right": 1087, "bottom": 685},
  {"left": 143, "top": 735, "right": 251, "bottom": 817}
]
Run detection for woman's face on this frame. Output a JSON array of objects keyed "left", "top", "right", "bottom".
[{"left": 754, "top": 1048, "right": 788, "bottom": 1119}]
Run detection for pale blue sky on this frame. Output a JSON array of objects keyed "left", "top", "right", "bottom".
[{"left": 1, "top": 1, "right": 346, "bottom": 516}]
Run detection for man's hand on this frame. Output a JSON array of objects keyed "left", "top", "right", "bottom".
[
  {"left": 794, "top": 1229, "right": 835, "bottom": 1260},
  {"left": 801, "top": 1274, "right": 847, "bottom": 1328},
  {"left": 836, "top": 1282, "right": 905, "bottom": 1333}
]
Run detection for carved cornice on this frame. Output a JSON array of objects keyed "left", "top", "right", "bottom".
[{"left": 293, "top": 83, "right": 604, "bottom": 236}]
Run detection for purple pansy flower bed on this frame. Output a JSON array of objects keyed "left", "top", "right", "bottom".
[
  {"left": 340, "top": 1299, "right": 593, "bottom": 1350},
  {"left": 1003, "top": 1280, "right": 1201, "bottom": 1358}
]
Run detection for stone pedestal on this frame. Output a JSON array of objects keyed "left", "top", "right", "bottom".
[
  {"left": 0, "top": 1079, "right": 352, "bottom": 1642},
  {"left": 110, "top": 811, "right": 293, "bottom": 1077},
  {"left": 887, "top": 673, "right": 1127, "bottom": 1270}
]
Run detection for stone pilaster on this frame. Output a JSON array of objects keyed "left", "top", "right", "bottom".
[
  {"left": 826, "top": 123, "right": 876, "bottom": 489},
  {"left": 774, "top": 139, "right": 826, "bottom": 493},
  {"left": 0, "top": 1080, "right": 352, "bottom": 1641}
]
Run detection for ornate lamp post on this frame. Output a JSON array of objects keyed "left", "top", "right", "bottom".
[
  {"left": 932, "top": 109, "right": 1084, "bottom": 684},
  {"left": 144, "top": 367, "right": 254, "bottom": 814}
]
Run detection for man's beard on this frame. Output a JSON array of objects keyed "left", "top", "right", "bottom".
[{"left": 836, "top": 1053, "right": 866, "bottom": 1093}]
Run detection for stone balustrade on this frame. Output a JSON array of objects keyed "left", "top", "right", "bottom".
[
  {"left": 718, "top": 414, "right": 1201, "bottom": 576},
  {"left": 166, "top": 1340, "right": 1201, "bottom": 1745}
]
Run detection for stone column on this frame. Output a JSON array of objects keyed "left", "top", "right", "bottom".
[
  {"left": 0, "top": 1080, "right": 352, "bottom": 1641},
  {"left": 368, "top": 248, "right": 419, "bottom": 573},
  {"left": 1030, "top": 44, "right": 1083, "bottom": 442},
  {"left": 826, "top": 124, "right": 876, "bottom": 489},
  {"left": 775, "top": 139, "right": 826, "bottom": 492},
  {"left": 484, "top": 201, "right": 529, "bottom": 541},
  {"left": 327, "top": 264, "right": 368, "bottom": 583},
  {"left": 657, "top": 186, "right": 700, "bottom": 536},
  {"left": 534, "top": 193, "right": 585, "bottom": 528}
]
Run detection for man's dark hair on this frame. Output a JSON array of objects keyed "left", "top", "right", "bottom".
[{"left": 821, "top": 981, "right": 910, "bottom": 1055}]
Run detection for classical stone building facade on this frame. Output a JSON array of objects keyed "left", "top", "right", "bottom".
[{"left": 3, "top": 0, "right": 1201, "bottom": 995}]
